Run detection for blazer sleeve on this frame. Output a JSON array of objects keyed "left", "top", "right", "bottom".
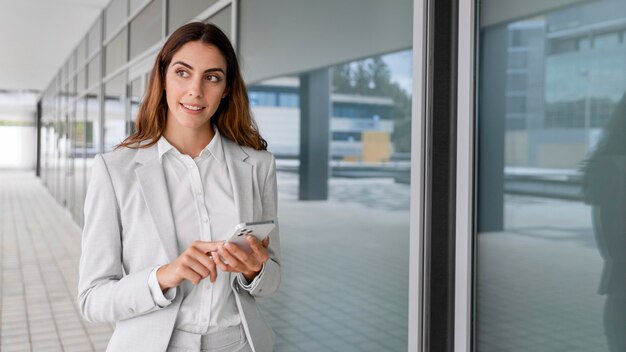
[
  {"left": 239, "top": 154, "right": 281, "bottom": 297},
  {"left": 77, "top": 154, "right": 163, "bottom": 323}
]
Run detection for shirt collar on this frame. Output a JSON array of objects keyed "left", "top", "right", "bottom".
[{"left": 157, "top": 127, "right": 225, "bottom": 163}]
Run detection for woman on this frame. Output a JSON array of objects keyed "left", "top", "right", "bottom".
[{"left": 78, "top": 22, "right": 280, "bottom": 352}]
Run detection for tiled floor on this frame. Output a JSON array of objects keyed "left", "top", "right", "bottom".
[
  {"left": 1, "top": 169, "right": 615, "bottom": 352},
  {"left": 0, "top": 170, "right": 410, "bottom": 351},
  {"left": 0, "top": 171, "right": 114, "bottom": 352}
]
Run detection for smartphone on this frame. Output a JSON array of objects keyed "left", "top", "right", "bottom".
[{"left": 226, "top": 220, "right": 275, "bottom": 253}]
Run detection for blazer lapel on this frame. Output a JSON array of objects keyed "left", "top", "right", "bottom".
[
  {"left": 223, "top": 138, "right": 254, "bottom": 223},
  {"left": 134, "top": 145, "right": 179, "bottom": 262}
]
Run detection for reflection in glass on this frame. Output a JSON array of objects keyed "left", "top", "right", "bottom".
[
  {"left": 476, "top": 0, "right": 626, "bottom": 350},
  {"left": 251, "top": 50, "right": 411, "bottom": 351},
  {"left": 583, "top": 93, "right": 626, "bottom": 351}
]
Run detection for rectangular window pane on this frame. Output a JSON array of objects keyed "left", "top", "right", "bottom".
[
  {"left": 105, "top": 28, "right": 127, "bottom": 76},
  {"left": 128, "top": 76, "right": 143, "bottom": 135},
  {"left": 476, "top": 2, "right": 626, "bottom": 351},
  {"left": 77, "top": 38, "right": 87, "bottom": 68},
  {"left": 87, "top": 53, "right": 101, "bottom": 88},
  {"left": 104, "top": 73, "right": 127, "bottom": 152},
  {"left": 105, "top": 0, "right": 127, "bottom": 41},
  {"left": 168, "top": 0, "right": 218, "bottom": 34},
  {"left": 207, "top": 5, "right": 231, "bottom": 40},
  {"left": 77, "top": 67, "right": 86, "bottom": 93},
  {"left": 130, "top": 0, "right": 146, "bottom": 15},
  {"left": 129, "top": 0, "right": 162, "bottom": 60},
  {"left": 87, "top": 18, "right": 102, "bottom": 57}
]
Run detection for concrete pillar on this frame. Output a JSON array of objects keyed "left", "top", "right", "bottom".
[{"left": 298, "top": 68, "right": 330, "bottom": 200}]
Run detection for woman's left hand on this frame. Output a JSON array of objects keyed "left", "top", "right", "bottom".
[{"left": 212, "top": 236, "right": 270, "bottom": 282}]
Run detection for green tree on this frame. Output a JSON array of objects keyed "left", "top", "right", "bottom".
[{"left": 332, "top": 55, "right": 412, "bottom": 153}]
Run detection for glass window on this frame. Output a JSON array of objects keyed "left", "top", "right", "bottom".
[
  {"left": 252, "top": 50, "right": 412, "bottom": 351},
  {"left": 77, "top": 67, "right": 86, "bottom": 93},
  {"left": 208, "top": 5, "right": 232, "bottom": 40},
  {"left": 87, "top": 53, "right": 101, "bottom": 89},
  {"left": 87, "top": 18, "right": 102, "bottom": 57},
  {"left": 73, "top": 96, "right": 87, "bottom": 226},
  {"left": 129, "top": 0, "right": 146, "bottom": 15},
  {"left": 70, "top": 50, "right": 77, "bottom": 75},
  {"left": 278, "top": 92, "right": 299, "bottom": 107},
  {"left": 128, "top": 76, "right": 143, "bottom": 135},
  {"left": 249, "top": 91, "right": 277, "bottom": 107},
  {"left": 104, "top": 73, "right": 127, "bottom": 152},
  {"left": 129, "top": 0, "right": 162, "bottom": 60},
  {"left": 476, "top": 2, "right": 626, "bottom": 351},
  {"left": 594, "top": 31, "right": 621, "bottom": 49},
  {"left": 105, "top": 0, "right": 127, "bottom": 41},
  {"left": 168, "top": 0, "right": 218, "bottom": 34},
  {"left": 77, "top": 38, "right": 87, "bottom": 69},
  {"left": 105, "top": 28, "right": 127, "bottom": 76},
  {"left": 85, "top": 89, "right": 100, "bottom": 216}
]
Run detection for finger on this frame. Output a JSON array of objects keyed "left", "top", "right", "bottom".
[
  {"left": 220, "top": 245, "right": 247, "bottom": 271},
  {"left": 179, "top": 266, "right": 203, "bottom": 285},
  {"left": 190, "top": 247, "right": 217, "bottom": 272},
  {"left": 212, "top": 250, "right": 232, "bottom": 273},
  {"left": 261, "top": 236, "right": 270, "bottom": 248},
  {"left": 193, "top": 240, "right": 225, "bottom": 254},
  {"left": 182, "top": 255, "right": 211, "bottom": 280},
  {"left": 224, "top": 242, "right": 251, "bottom": 265},
  {"left": 248, "top": 236, "right": 270, "bottom": 263}
]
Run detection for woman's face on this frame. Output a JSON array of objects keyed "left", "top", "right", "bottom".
[{"left": 164, "top": 41, "right": 228, "bottom": 133}]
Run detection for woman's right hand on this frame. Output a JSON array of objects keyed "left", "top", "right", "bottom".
[{"left": 156, "top": 240, "right": 224, "bottom": 292}]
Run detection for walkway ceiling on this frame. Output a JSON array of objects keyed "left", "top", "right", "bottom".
[{"left": 0, "top": 0, "right": 109, "bottom": 92}]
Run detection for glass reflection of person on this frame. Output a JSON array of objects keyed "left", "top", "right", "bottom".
[
  {"left": 582, "top": 91, "right": 626, "bottom": 352},
  {"left": 77, "top": 23, "right": 280, "bottom": 352}
]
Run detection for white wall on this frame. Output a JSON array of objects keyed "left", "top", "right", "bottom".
[{"left": 0, "top": 126, "right": 36, "bottom": 169}]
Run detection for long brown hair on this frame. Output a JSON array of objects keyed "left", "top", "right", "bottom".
[{"left": 118, "top": 22, "right": 267, "bottom": 150}]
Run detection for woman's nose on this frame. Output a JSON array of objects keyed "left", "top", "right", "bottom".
[{"left": 187, "top": 78, "right": 203, "bottom": 97}]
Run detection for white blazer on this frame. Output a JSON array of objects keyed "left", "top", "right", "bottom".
[{"left": 77, "top": 137, "right": 280, "bottom": 352}]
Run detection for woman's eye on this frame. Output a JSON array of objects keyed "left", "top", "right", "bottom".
[
  {"left": 176, "top": 70, "right": 189, "bottom": 78},
  {"left": 206, "top": 75, "right": 221, "bottom": 82}
]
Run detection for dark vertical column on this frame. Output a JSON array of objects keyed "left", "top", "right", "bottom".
[
  {"left": 424, "top": 0, "right": 458, "bottom": 350},
  {"left": 298, "top": 68, "right": 330, "bottom": 200},
  {"left": 36, "top": 100, "right": 42, "bottom": 177},
  {"left": 477, "top": 25, "right": 506, "bottom": 232}
]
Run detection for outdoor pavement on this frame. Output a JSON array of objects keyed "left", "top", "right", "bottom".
[{"left": 0, "top": 170, "right": 410, "bottom": 352}]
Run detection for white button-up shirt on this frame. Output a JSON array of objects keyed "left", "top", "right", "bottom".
[{"left": 145, "top": 128, "right": 259, "bottom": 334}]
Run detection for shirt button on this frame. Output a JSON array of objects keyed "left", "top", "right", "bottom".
[
  {"left": 203, "top": 218, "right": 209, "bottom": 223},
  {"left": 196, "top": 190, "right": 202, "bottom": 196},
  {"left": 187, "top": 164, "right": 193, "bottom": 169}
]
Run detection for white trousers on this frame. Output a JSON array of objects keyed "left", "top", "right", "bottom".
[{"left": 166, "top": 324, "right": 253, "bottom": 352}]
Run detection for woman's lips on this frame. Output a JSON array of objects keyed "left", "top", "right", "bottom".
[{"left": 180, "top": 103, "right": 205, "bottom": 114}]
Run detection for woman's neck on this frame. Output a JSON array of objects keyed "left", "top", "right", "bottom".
[{"left": 163, "top": 124, "right": 215, "bottom": 158}]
